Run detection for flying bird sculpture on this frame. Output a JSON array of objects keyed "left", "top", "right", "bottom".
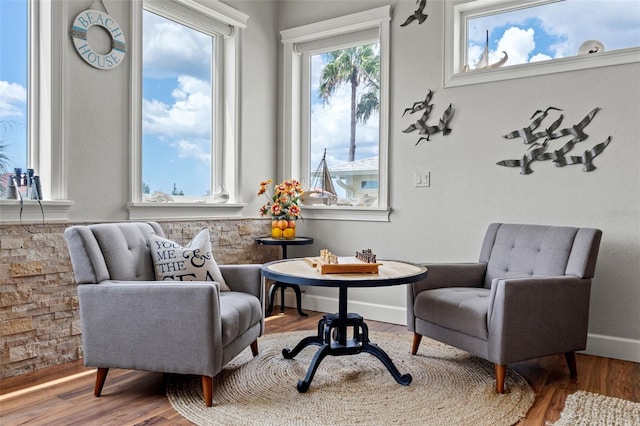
[
  {"left": 497, "top": 106, "right": 611, "bottom": 174},
  {"left": 553, "top": 107, "right": 600, "bottom": 143},
  {"left": 402, "top": 90, "right": 433, "bottom": 117},
  {"left": 402, "top": 90, "right": 455, "bottom": 145},
  {"left": 533, "top": 113, "right": 564, "bottom": 141},
  {"left": 400, "top": 0, "right": 428, "bottom": 27},
  {"left": 554, "top": 136, "right": 611, "bottom": 172},
  {"left": 414, "top": 104, "right": 455, "bottom": 145},
  {"left": 497, "top": 141, "right": 549, "bottom": 175},
  {"left": 503, "top": 106, "right": 562, "bottom": 145}
]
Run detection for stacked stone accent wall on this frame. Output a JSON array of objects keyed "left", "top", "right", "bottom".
[{"left": 0, "top": 219, "right": 278, "bottom": 379}]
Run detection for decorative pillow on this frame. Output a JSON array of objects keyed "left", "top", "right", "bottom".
[{"left": 147, "top": 228, "right": 230, "bottom": 291}]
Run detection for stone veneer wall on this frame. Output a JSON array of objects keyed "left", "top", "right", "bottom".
[{"left": 0, "top": 219, "right": 279, "bottom": 379}]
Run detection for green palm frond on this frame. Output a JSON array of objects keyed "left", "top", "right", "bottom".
[
  {"left": 357, "top": 91, "right": 379, "bottom": 123},
  {"left": 0, "top": 142, "right": 10, "bottom": 174}
]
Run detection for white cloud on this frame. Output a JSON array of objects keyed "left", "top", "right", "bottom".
[
  {"left": 530, "top": 53, "right": 553, "bottom": 63},
  {"left": 143, "top": 11, "right": 212, "bottom": 80},
  {"left": 143, "top": 75, "right": 211, "bottom": 139},
  {"left": 173, "top": 139, "right": 210, "bottom": 163},
  {"left": 496, "top": 27, "right": 536, "bottom": 65},
  {"left": 468, "top": 26, "right": 535, "bottom": 67},
  {"left": 0, "top": 81, "right": 26, "bottom": 118}
]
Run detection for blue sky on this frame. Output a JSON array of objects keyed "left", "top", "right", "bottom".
[
  {"left": 467, "top": 0, "right": 640, "bottom": 68},
  {"left": 1, "top": 0, "right": 639, "bottom": 196}
]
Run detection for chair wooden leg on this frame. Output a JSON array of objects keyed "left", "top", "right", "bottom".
[
  {"left": 495, "top": 364, "right": 506, "bottom": 394},
  {"left": 565, "top": 351, "right": 578, "bottom": 378},
  {"left": 250, "top": 340, "right": 259, "bottom": 357},
  {"left": 411, "top": 333, "right": 422, "bottom": 355},
  {"left": 202, "top": 375, "right": 213, "bottom": 407},
  {"left": 94, "top": 367, "right": 109, "bottom": 397}
]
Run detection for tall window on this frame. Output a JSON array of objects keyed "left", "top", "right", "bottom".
[
  {"left": 282, "top": 6, "right": 391, "bottom": 222},
  {"left": 130, "top": 0, "right": 248, "bottom": 218},
  {"left": 445, "top": 0, "right": 640, "bottom": 86},
  {"left": 0, "top": 0, "right": 28, "bottom": 199},
  {"left": 0, "top": 0, "right": 68, "bottom": 223},
  {"left": 142, "top": 10, "right": 214, "bottom": 199},
  {"left": 309, "top": 43, "right": 380, "bottom": 204}
]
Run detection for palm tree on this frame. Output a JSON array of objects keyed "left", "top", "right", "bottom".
[
  {"left": 0, "top": 142, "right": 9, "bottom": 174},
  {"left": 0, "top": 121, "right": 16, "bottom": 173},
  {"left": 318, "top": 44, "right": 379, "bottom": 162}
]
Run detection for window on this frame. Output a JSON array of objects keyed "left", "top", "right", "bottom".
[
  {"left": 445, "top": 0, "right": 640, "bottom": 87},
  {"left": 142, "top": 10, "right": 213, "bottom": 199},
  {"left": 129, "top": 0, "right": 248, "bottom": 219},
  {"left": 0, "top": 0, "right": 70, "bottom": 222},
  {"left": 0, "top": 0, "right": 28, "bottom": 199},
  {"left": 281, "top": 6, "right": 391, "bottom": 222}
]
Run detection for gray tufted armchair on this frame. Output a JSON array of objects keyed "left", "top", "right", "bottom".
[
  {"left": 407, "top": 223, "right": 602, "bottom": 393},
  {"left": 64, "top": 222, "right": 264, "bottom": 406}
]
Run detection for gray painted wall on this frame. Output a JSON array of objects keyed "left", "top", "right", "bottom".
[{"left": 61, "top": 0, "right": 638, "bottom": 360}]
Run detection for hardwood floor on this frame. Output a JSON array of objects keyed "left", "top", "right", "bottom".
[{"left": 2, "top": 308, "right": 638, "bottom": 425}]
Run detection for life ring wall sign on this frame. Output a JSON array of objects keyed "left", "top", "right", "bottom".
[{"left": 71, "top": 9, "right": 126, "bottom": 70}]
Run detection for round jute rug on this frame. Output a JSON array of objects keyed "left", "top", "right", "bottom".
[{"left": 167, "top": 331, "right": 534, "bottom": 426}]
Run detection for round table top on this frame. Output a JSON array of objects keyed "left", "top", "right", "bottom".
[
  {"left": 261, "top": 258, "right": 428, "bottom": 288},
  {"left": 255, "top": 236, "right": 314, "bottom": 246}
]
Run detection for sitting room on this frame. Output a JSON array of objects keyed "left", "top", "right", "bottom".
[{"left": 1, "top": 0, "right": 638, "bottom": 424}]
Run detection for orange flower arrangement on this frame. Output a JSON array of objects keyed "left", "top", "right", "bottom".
[
  {"left": 258, "top": 179, "right": 303, "bottom": 238},
  {"left": 258, "top": 179, "right": 303, "bottom": 220}
]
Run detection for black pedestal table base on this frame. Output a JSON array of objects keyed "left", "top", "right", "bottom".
[{"left": 282, "top": 312, "right": 412, "bottom": 392}]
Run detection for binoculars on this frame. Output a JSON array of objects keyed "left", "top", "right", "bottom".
[{"left": 7, "top": 167, "right": 42, "bottom": 200}]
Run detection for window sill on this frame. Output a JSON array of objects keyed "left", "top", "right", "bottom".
[
  {"left": 0, "top": 199, "right": 74, "bottom": 224},
  {"left": 444, "top": 47, "right": 640, "bottom": 88},
  {"left": 127, "top": 202, "right": 247, "bottom": 220},
  {"left": 300, "top": 205, "right": 391, "bottom": 222}
]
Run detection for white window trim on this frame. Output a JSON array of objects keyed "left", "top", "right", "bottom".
[
  {"left": 444, "top": 0, "right": 640, "bottom": 88},
  {"left": 281, "top": 6, "right": 391, "bottom": 222},
  {"left": 0, "top": 0, "right": 73, "bottom": 224},
  {"left": 128, "top": 0, "right": 248, "bottom": 220}
]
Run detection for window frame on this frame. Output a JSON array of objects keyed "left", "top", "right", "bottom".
[
  {"left": 0, "top": 0, "right": 72, "bottom": 224},
  {"left": 128, "top": 0, "right": 248, "bottom": 220},
  {"left": 444, "top": 0, "right": 640, "bottom": 88},
  {"left": 280, "top": 6, "right": 391, "bottom": 222}
]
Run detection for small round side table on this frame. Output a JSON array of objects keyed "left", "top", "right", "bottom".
[{"left": 255, "top": 236, "right": 313, "bottom": 317}]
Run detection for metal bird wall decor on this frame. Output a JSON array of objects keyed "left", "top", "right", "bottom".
[
  {"left": 402, "top": 90, "right": 455, "bottom": 145},
  {"left": 497, "top": 106, "right": 611, "bottom": 174},
  {"left": 400, "top": 0, "right": 428, "bottom": 27}
]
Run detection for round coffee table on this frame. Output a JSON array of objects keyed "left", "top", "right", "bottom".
[{"left": 261, "top": 258, "right": 428, "bottom": 392}]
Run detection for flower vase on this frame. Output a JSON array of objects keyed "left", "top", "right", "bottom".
[{"left": 271, "top": 219, "right": 296, "bottom": 239}]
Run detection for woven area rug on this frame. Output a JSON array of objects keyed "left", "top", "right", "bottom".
[
  {"left": 551, "top": 390, "right": 640, "bottom": 425},
  {"left": 167, "top": 331, "right": 534, "bottom": 426}
]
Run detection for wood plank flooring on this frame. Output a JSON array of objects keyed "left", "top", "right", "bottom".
[{"left": 1, "top": 308, "right": 638, "bottom": 425}]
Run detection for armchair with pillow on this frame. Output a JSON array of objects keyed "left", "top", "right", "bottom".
[
  {"left": 407, "top": 223, "right": 602, "bottom": 393},
  {"left": 64, "top": 222, "right": 264, "bottom": 407}
]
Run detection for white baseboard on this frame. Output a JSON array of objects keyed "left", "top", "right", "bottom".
[
  {"left": 583, "top": 333, "right": 640, "bottom": 363},
  {"left": 284, "top": 294, "right": 640, "bottom": 363}
]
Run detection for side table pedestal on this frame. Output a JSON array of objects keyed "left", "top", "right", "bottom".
[{"left": 256, "top": 236, "right": 313, "bottom": 317}]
